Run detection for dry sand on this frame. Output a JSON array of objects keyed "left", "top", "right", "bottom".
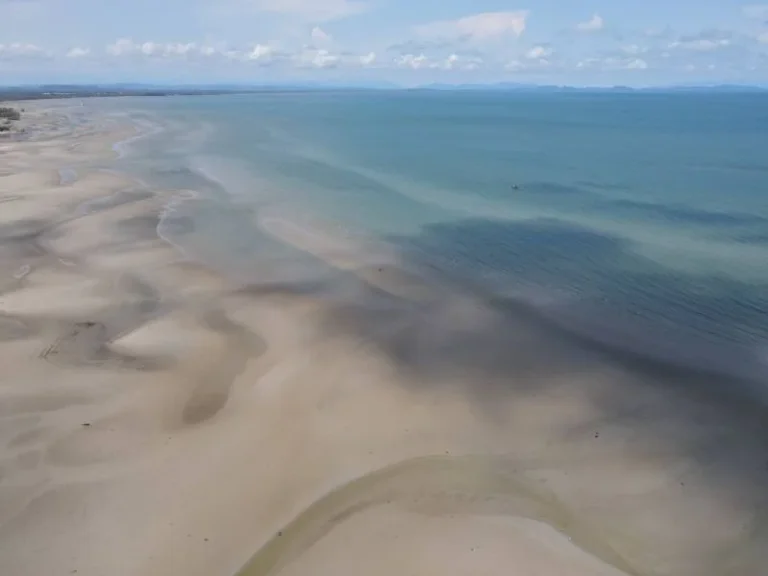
[{"left": 0, "top": 101, "right": 767, "bottom": 576}]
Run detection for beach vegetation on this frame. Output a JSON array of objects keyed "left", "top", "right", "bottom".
[{"left": 0, "top": 107, "right": 22, "bottom": 121}]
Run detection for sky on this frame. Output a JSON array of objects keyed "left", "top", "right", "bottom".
[{"left": 2, "top": 0, "right": 768, "bottom": 86}]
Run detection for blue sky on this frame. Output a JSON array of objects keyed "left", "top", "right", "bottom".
[{"left": 2, "top": 0, "right": 768, "bottom": 86}]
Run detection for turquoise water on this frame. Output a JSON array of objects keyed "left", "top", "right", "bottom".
[{"left": 102, "top": 91, "right": 768, "bottom": 387}]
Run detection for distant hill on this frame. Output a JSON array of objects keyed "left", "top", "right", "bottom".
[
  {"left": 0, "top": 84, "right": 247, "bottom": 101},
  {"left": 0, "top": 81, "right": 402, "bottom": 102},
  {"left": 2, "top": 82, "right": 766, "bottom": 102},
  {"left": 647, "top": 84, "right": 768, "bottom": 93},
  {"left": 418, "top": 82, "right": 768, "bottom": 93}
]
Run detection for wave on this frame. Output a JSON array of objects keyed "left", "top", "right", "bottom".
[{"left": 111, "top": 116, "right": 165, "bottom": 159}]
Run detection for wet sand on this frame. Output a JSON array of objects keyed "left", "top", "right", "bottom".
[{"left": 0, "top": 102, "right": 767, "bottom": 576}]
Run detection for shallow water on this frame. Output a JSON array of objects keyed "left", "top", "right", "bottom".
[{"left": 92, "top": 91, "right": 768, "bottom": 389}]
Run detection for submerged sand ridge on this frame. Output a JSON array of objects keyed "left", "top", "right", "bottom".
[
  {"left": 0, "top": 101, "right": 767, "bottom": 576},
  {"left": 236, "top": 455, "right": 635, "bottom": 576}
]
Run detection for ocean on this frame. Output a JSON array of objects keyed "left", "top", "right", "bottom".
[{"left": 96, "top": 90, "right": 768, "bottom": 391}]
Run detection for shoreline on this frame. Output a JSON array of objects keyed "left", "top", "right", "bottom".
[
  {"left": 1, "top": 102, "right": 767, "bottom": 576},
  {"left": 176, "top": 142, "right": 768, "bottom": 394}
]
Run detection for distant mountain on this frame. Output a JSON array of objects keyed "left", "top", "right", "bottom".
[
  {"left": 646, "top": 84, "right": 768, "bottom": 93},
  {"left": 418, "top": 82, "right": 649, "bottom": 93},
  {"left": 0, "top": 84, "right": 256, "bottom": 102},
  {"left": 2, "top": 81, "right": 766, "bottom": 103},
  {"left": 418, "top": 82, "right": 768, "bottom": 93}
]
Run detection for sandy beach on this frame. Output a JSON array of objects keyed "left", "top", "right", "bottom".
[{"left": 1, "top": 101, "right": 767, "bottom": 576}]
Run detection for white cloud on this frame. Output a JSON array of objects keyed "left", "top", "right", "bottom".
[
  {"left": 415, "top": 11, "right": 528, "bottom": 42},
  {"left": 104, "top": 39, "right": 160, "bottom": 57},
  {"left": 311, "top": 26, "right": 332, "bottom": 44},
  {"left": 107, "top": 38, "right": 138, "bottom": 56},
  {"left": 0, "top": 42, "right": 46, "bottom": 57},
  {"left": 359, "top": 51, "right": 376, "bottom": 66},
  {"left": 505, "top": 56, "right": 552, "bottom": 72},
  {"left": 165, "top": 43, "right": 196, "bottom": 56},
  {"left": 439, "top": 53, "right": 483, "bottom": 70},
  {"left": 66, "top": 47, "right": 90, "bottom": 58},
  {"left": 575, "top": 58, "right": 599, "bottom": 69},
  {"left": 742, "top": 4, "right": 768, "bottom": 19},
  {"left": 576, "top": 57, "right": 648, "bottom": 71},
  {"left": 295, "top": 48, "right": 338, "bottom": 68},
  {"left": 440, "top": 54, "right": 462, "bottom": 70},
  {"left": 395, "top": 53, "right": 429, "bottom": 70},
  {"left": 525, "top": 45, "right": 553, "bottom": 60},
  {"left": 394, "top": 52, "right": 483, "bottom": 71},
  {"left": 669, "top": 38, "right": 730, "bottom": 51},
  {"left": 107, "top": 39, "right": 230, "bottom": 59},
  {"left": 245, "top": 43, "right": 274, "bottom": 61},
  {"left": 141, "top": 42, "right": 160, "bottom": 56},
  {"left": 577, "top": 14, "right": 604, "bottom": 32},
  {"left": 626, "top": 58, "right": 648, "bottom": 70},
  {"left": 252, "top": 0, "right": 366, "bottom": 22},
  {"left": 759, "top": 31, "right": 768, "bottom": 44},
  {"left": 101, "top": 38, "right": 380, "bottom": 70}
]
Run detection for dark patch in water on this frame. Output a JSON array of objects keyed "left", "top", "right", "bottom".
[
  {"left": 732, "top": 232, "right": 768, "bottom": 245},
  {"left": 607, "top": 199, "right": 767, "bottom": 227},
  {"left": 519, "top": 182, "right": 588, "bottom": 195},
  {"left": 404, "top": 218, "right": 617, "bottom": 282},
  {"left": 396, "top": 218, "right": 768, "bottom": 355},
  {"left": 576, "top": 180, "right": 631, "bottom": 192},
  {"left": 695, "top": 161, "right": 768, "bottom": 175}
]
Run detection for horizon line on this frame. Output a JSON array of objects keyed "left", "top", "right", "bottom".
[{"left": 2, "top": 81, "right": 768, "bottom": 93}]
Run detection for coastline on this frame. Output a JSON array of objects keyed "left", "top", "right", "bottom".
[{"left": 1, "top": 101, "right": 767, "bottom": 576}]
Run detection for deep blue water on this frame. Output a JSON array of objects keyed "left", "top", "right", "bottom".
[{"left": 102, "top": 91, "right": 768, "bottom": 386}]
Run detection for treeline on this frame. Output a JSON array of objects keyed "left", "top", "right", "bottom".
[
  {"left": 0, "top": 106, "right": 22, "bottom": 132},
  {"left": 0, "top": 87, "right": 252, "bottom": 102},
  {"left": 0, "top": 107, "right": 21, "bottom": 120}
]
